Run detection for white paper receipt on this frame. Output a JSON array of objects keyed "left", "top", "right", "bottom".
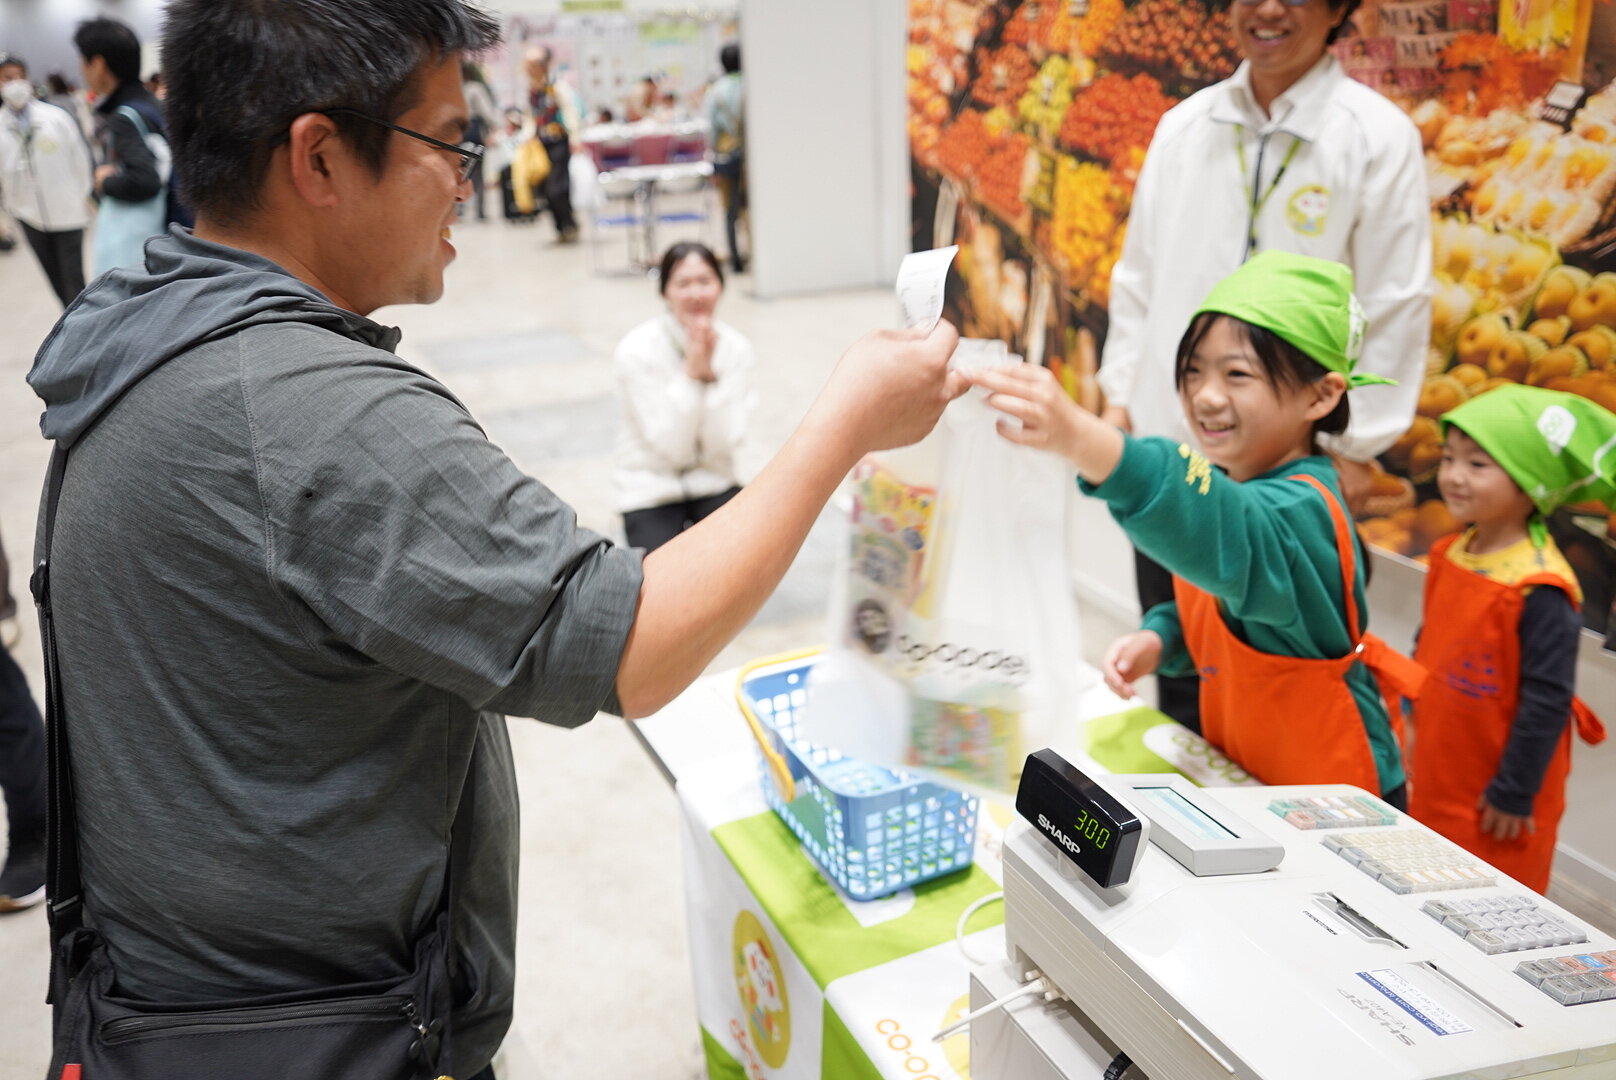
[
  {"left": 896, "top": 245, "right": 959, "bottom": 331},
  {"left": 1356, "top": 969, "right": 1474, "bottom": 1037}
]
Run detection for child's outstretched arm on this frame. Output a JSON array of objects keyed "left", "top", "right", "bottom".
[{"left": 966, "top": 365, "right": 1125, "bottom": 484}]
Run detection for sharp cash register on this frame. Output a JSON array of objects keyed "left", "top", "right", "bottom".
[{"left": 976, "top": 750, "right": 1616, "bottom": 1080}]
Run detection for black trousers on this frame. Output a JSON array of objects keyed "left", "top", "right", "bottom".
[
  {"left": 1134, "top": 547, "right": 1202, "bottom": 734},
  {"left": 0, "top": 645, "right": 46, "bottom": 843},
  {"left": 716, "top": 161, "right": 746, "bottom": 271},
  {"left": 21, "top": 222, "right": 86, "bottom": 309},
  {"left": 543, "top": 141, "right": 576, "bottom": 235},
  {"left": 623, "top": 487, "right": 741, "bottom": 552}
]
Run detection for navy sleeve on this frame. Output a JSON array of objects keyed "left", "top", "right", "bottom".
[
  {"left": 101, "top": 109, "right": 162, "bottom": 203},
  {"left": 1484, "top": 586, "right": 1579, "bottom": 816}
]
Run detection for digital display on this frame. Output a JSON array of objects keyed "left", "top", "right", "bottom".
[
  {"left": 1133, "top": 785, "right": 1238, "bottom": 841},
  {"left": 1073, "top": 808, "right": 1112, "bottom": 850},
  {"left": 1015, "top": 749, "right": 1145, "bottom": 889}
]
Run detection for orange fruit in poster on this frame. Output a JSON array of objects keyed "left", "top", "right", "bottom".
[
  {"left": 1567, "top": 326, "right": 1616, "bottom": 370},
  {"left": 1409, "top": 440, "right": 1446, "bottom": 479},
  {"left": 1486, "top": 331, "right": 1548, "bottom": 382},
  {"left": 1567, "top": 273, "right": 1616, "bottom": 332},
  {"left": 1456, "top": 313, "right": 1510, "bottom": 367},
  {"left": 1448, "top": 362, "right": 1489, "bottom": 391},
  {"left": 1526, "top": 316, "right": 1573, "bottom": 346},
  {"left": 1528, "top": 345, "right": 1590, "bottom": 386},
  {"left": 1417, "top": 375, "right": 1468, "bottom": 417},
  {"left": 1532, "top": 265, "right": 1591, "bottom": 320}
]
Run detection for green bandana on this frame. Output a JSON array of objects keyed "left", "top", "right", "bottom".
[
  {"left": 1442, "top": 386, "right": 1616, "bottom": 521},
  {"left": 1194, "top": 250, "right": 1394, "bottom": 389}
]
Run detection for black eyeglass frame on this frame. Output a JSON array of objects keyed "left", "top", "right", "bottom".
[{"left": 273, "top": 107, "right": 483, "bottom": 184}]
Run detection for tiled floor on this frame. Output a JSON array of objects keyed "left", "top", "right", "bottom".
[{"left": 0, "top": 210, "right": 898, "bottom": 1079}]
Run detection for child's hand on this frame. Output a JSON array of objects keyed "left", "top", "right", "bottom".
[
  {"left": 1476, "top": 795, "right": 1535, "bottom": 842},
  {"left": 1103, "top": 630, "right": 1163, "bottom": 700},
  {"left": 963, "top": 365, "right": 1123, "bottom": 482}
]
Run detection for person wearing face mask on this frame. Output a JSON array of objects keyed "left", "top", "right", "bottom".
[
  {"left": 0, "top": 53, "right": 94, "bottom": 307},
  {"left": 1095, "top": 0, "right": 1432, "bottom": 734},
  {"left": 614, "top": 241, "right": 757, "bottom": 551}
]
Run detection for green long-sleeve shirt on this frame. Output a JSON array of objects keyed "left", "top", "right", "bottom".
[{"left": 1080, "top": 436, "right": 1405, "bottom": 795}]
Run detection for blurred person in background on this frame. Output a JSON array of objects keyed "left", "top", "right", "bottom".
[
  {"left": 461, "top": 59, "right": 496, "bottom": 221},
  {"left": 0, "top": 517, "right": 46, "bottom": 914},
  {"left": 525, "top": 44, "right": 578, "bottom": 243},
  {"left": 615, "top": 242, "right": 755, "bottom": 551},
  {"left": 44, "top": 72, "right": 92, "bottom": 137},
  {"left": 1, "top": 52, "right": 94, "bottom": 307},
  {"left": 625, "top": 74, "right": 658, "bottom": 122},
  {"left": 707, "top": 43, "right": 745, "bottom": 273},
  {"left": 74, "top": 16, "right": 175, "bottom": 274}
]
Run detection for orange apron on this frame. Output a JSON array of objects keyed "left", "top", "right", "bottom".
[
  {"left": 1174, "top": 474, "right": 1424, "bottom": 792},
  {"left": 1410, "top": 534, "right": 1606, "bottom": 893}
]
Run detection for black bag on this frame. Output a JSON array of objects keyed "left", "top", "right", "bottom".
[{"left": 33, "top": 446, "right": 469, "bottom": 1080}]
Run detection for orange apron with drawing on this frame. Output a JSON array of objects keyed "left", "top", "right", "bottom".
[
  {"left": 1174, "top": 474, "right": 1424, "bottom": 792},
  {"left": 1410, "top": 534, "right": 1606, "bottom": 893}
]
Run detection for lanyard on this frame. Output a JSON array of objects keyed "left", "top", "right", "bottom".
[{"left": 1235, "top": 124, "right": 1302, "bottom": 260}]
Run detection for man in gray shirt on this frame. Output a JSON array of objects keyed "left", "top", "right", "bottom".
[{"left": 24, "top": 1, "right": 962, "bottom": 1075}]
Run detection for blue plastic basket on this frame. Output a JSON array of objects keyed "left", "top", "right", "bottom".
[{"left": 737, "top": 653, "right": 979, "bottom": 900}]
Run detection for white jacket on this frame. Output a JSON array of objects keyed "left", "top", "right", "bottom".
[
  {"left": 0, "top": 98, "right": 93, "bottom": 232},
  {"left": 1100, "top": 56, "right": 1432, "bottom": 461},
  {"left": 614, "top": 314, "right": 757, "bottom": 512}
]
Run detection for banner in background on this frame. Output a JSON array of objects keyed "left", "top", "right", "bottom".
[{"left": 909, "top": 0, "right": 1616, "bottom": 640}]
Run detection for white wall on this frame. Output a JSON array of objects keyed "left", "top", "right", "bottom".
[
  {"left": 739, "top": 0, "right": 908, "bottom": 297},
  {"left": 0, "top": 0, "right": 166, "bottom": 84}
]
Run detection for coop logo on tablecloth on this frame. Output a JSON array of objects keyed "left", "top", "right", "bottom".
[{"left": 732, "top": 911, "right": 792, "bottom": 1070}]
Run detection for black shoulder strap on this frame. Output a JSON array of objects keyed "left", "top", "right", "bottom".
[
  {"left": 32, "top": 446, "right": 80, "bottom": 1001},
  {"left": 31, "top": 445, "right": 473, "bottom": 992}
]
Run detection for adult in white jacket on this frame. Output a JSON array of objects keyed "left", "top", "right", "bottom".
[
  {"left": 0, "top": 55, "right": 93, "bottom": 307},
  {"left": 615, "top": 241, "right": 757, "bottom": 551},
  {"left": 1096, "top": 0, "right": 1432, "bottom": 730}
]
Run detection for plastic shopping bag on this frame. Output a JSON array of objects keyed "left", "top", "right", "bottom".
[{"left": 800, "top": 346, "right": 1088, "bottom": 801}]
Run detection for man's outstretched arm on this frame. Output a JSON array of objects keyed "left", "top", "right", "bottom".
[{"left": 615, "top": 321, "right": 963, "bottom": 718}]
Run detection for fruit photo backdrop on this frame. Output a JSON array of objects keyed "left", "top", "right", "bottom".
[{"left": 908, "top": 0, "right": 1616, "bottom": 639}]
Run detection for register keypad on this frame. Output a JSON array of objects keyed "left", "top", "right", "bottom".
[
  {"left": 1322, "top": 829, "right": 1496, "bottom": 893},
  {"left": 1268, "top": 794, "right": 1397, "bottom": 830},
  {"left": 1422, "top": 895, "right": 1589, "bottom": 954},
  {"left": 1515, "top": 951, "right": 1616, "bottom": 1005}
]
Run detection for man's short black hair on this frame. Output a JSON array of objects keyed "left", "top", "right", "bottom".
[
  {"left": 0, "top": 54, "right": 27, "bottom": 77},
  {"left": 720, "top": 44, "right": 740, "bottom": 75},
  {"left": 1326, "top": 0, "right": 1364, "bottom": 45},
  {"left": 73, "top": 18, "right": 143, "bottom": 86},
  {"left": 162, "top": 0, "right": 499, "bottom": 226}
]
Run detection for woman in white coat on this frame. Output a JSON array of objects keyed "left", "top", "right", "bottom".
[{"left": 615, "top": 242, "right": 756, "bottom": 551}]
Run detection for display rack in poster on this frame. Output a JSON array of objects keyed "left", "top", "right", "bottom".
[{"left": 908, "top": 0, "right": 1616, "bottom": 642}]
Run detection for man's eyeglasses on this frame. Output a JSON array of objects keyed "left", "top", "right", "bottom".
[{"left": 320, "top": 107, "right": 482, "bottom": 184}]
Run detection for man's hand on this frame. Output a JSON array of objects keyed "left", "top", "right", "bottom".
[
  {"left": 1477, "top": 794, "right": 1534, "bottom": 842},
  {"left": 1101, "top": 404, "right": 1131, "bottom": 432},
  {"left": 808, "top": 320, "right": 965, "bottom": 453},
  {"left": 1103, "top": 630, "right": 1163, "bottom": 700},
  {"left": 94, "top": 163, "right": 117, "bottom": 194},
  {"left": 683, "top": 318, "right": 718, "bottom": 383},
  {"left": 1332, "top": 456, "right": 1374, "bottom": 518}
]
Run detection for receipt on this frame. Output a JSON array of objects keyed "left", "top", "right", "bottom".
[{"left": 895, "top": 245, "right": 959, "bottom": 331}]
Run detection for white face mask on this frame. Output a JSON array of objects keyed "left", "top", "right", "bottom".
[{"left": 0, "top": 79, "right": 32, "bottom": 111}]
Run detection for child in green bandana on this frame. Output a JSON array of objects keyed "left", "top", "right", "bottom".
[
  {"left": 965, "top": 251, "right": 1421, "bottom": 802},
  {"left": 1409, "top": 385, "right": 1611, "bottom": 892}
]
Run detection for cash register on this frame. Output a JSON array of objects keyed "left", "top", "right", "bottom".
[{"left": 981, "top": 750, "right": 1616, "bottom": 1080}]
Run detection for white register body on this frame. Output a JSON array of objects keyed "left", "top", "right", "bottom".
[{"left": 999, "top": 783, "right": 1616, "bottom": 1080}]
